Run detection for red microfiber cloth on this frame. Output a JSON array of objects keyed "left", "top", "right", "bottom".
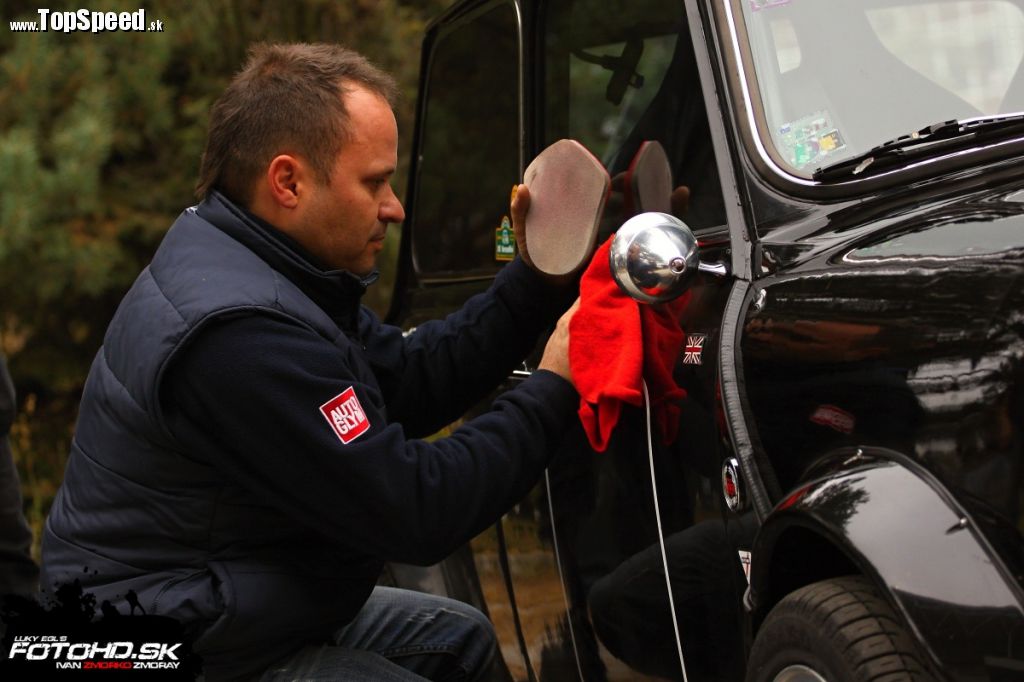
[{"left": 570, "top": 237, "right": 690, "bottom": 452}]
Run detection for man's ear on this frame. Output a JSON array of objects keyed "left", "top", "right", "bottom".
[{"left": 265, "top": 155, "right": 304, "bottom": 209}]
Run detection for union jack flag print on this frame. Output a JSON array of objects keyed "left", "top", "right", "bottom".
[{"left": 683, "top": 334, "right": 706, "bottom": 365}]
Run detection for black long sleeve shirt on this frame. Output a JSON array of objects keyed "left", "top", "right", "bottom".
[{"left": 162, "top": 205, "right": 578, "bottom": 565}]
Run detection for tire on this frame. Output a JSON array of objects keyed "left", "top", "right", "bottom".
[{"left": 745, "top": 576, "right": 935, "bottom": 682}]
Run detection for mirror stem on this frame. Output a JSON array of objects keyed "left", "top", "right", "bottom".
[{"left": 698, "top": 261, "right": 729, "bottom": 278}]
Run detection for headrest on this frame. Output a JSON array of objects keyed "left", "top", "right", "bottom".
[
  {"left": 624, "top": 140, "right": 672, "bottom": 215},
  {"left": 523, "top": 139, "right": 610, "bottom": 276}
]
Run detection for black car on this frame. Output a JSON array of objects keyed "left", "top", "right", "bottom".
[{"left": 384, "top": 0, "right": 1024, "bottom": 680}]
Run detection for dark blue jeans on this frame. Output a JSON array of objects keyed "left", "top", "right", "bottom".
[{"left": 259, "top": 587, "right": 498, "bottom": 681}]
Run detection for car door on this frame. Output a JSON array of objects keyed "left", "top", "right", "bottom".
[
  {"left": 532, "top": 1, "right": 754, "bottom": 680},
  {"left": 400, "top": 5, "right": 599, "bottom": 677},
  {"left": 393, "top": 1, "right": 756, "bottom": 680}
]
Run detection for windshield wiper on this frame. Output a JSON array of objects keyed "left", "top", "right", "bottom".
[{"left": 812, "top": 114, "right": 1024, "bottom": 182}]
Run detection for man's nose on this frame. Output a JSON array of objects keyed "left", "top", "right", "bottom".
[{"left": 381, "top": 187, "right": 406, "bottom": 224}]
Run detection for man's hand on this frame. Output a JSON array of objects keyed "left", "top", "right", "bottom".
[
  {"left": 538, "top": 298, "right": 580, "bottom": 385},
  {"left": 510, "top": 183, "right": 535, "bottom": 269},
  {"left": 511, "top": 184, "right": 578, "bottom": 285}
]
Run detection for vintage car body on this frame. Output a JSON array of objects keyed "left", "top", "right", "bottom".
[{"left": 386, "top": 0, "right": 1024, "bottom": 680}]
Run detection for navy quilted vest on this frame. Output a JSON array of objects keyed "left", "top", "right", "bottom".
[{"left": 42, "top": 194, "right": 383, "bottom": 677}]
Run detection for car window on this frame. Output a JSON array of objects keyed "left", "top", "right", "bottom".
[
  {"left": 739, "top": 0, "right": 1024, "bottom": 177},
  {"left": 410, "top": 2, "right": 520, "bottom": 279},
  {"left": 543, "top": 0, "right": 727, "bottom": 234},
  {"left": 867, "top": 2, "right": 1024, "bottom": 114},
  {"left": 564, "top": 34, "right": 678, "bottom": 163}
]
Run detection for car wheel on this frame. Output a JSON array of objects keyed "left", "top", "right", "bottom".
[{"left": 745, "top": 576, "right": 933, "bottom": 682}]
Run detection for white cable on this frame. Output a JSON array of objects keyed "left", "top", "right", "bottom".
[{"left": 642, "top": 378, "right": 689, "bottom": 682}]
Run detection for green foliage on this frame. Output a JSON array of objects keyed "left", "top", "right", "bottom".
[{"left": 0, "top": 0, "right": 452, "bottom": 559}]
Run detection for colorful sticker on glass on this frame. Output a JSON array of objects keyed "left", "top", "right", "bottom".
[
  {"left": 495, "top": 215, "right": 515, "bottom": 261},
  {"left": 777, "top": 110, "right": 847, "bottom": 171}
]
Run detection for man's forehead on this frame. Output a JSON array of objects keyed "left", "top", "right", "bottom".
[{"left": 340, "top": 82, "right": 394, "bottom": 113}]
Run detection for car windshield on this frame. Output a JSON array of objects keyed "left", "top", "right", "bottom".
[{"left": 735, "top": 0, "right": 1024, "bottom": 178}]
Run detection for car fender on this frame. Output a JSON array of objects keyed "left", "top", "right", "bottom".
[{"left": 749, "top": 446, "right": 1024, "bottom": 680}]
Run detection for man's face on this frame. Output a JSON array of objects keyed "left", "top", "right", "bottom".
[{"left": 296, "top": 86, "right": 405, "bottom": 275}]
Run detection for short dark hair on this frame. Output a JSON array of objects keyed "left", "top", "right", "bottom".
[{"left": 195, "top": 43, "right": 398, "bottom": 204}]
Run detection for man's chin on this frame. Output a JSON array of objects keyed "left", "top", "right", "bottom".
[{"left": 351, "top": 261, "right": 380, "bottom": 281}]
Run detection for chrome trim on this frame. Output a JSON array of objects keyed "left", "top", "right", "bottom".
[
  {"left": 610, "top": 212, "right": 701, "bottom": 304},
  {"left": 721, "top": 0, "right": 815, "bottom": 188},
  {"left": 722, "top": 457, "right": 746, "bottom": 513},
  {"left": 698, "top": 261, "right": 729, "bottom": 277},
  {"left": 513, "top": 0, "right": 524, "bottom": 177},
  {"left": 685, "top": 0, "right": 753, "bottom": 279}
]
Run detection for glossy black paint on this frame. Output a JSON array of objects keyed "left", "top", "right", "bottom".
[
  {"left": 735, "top": 178, "right": 1024, "bottom": 677},
  {"left": 744, "top": 181, "right": 1024, "bottom": 571},
  {"left": 543, "top": 234, "right": 740, "bottom": 680},
  {"left": 752, "top": 448, "right": 1024, "bottom": 680},
  {"left": 392, "top": 0, "right": 1024, "bottom": 680}
]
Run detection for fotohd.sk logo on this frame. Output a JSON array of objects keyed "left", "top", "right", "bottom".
[
  {"left": 8, "top": 637, "right": 182, "bottom": 670},
  {"left": 1, "top": 581, "right": 203, "bottom": 678},
  {"left": 10, "top": 9, "right": 164, "bottom": 33}
]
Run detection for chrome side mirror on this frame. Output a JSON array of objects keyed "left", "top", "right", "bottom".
[{"left": 611, "top": 212, "right": 724, "bottom": 304}]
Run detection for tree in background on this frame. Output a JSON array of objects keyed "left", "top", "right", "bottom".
[{"left": 0, "top": 0, "right": 450, "bottom": 558}]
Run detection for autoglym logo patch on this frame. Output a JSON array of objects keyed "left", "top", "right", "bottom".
[{"left": 320, "top": 387, "right": 370, "bottom": 444}]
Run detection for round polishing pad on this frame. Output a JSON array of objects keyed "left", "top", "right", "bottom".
[{"left": 523, "top": 139, "right": 611, "bottom": 276}]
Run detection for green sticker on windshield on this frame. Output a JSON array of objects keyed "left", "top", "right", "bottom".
[
  {"left": 495, "top": 216, "right": 515, "bottom": 261},
  {"left": 778, "top": 110, "right": 846, "bottom": 171}
]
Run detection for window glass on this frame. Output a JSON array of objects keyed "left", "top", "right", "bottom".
[
  {"left": 411, "top": 3, "right": 519, "bottom": 278},
  {"left": 739, "top": 0, "right": 1024, "bottom": 177},
  {"left": 867, "top": 2, "right": 1024, "bottom": 113},
  {"left": 769, "top": 19, "right": 800, "bottom": 74},
  {"left": 567, "top": 35, "right": 678, "bottom": 162},
  {"left": 544, "top": 0, "right": 726, "bottom": 235}
]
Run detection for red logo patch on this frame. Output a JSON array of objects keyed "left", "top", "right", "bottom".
[{"left": 320, "top": 387, "right": 371, "bottom": 444}]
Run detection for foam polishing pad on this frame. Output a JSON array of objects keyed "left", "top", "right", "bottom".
[
  {"left": 625, "top": 140, "right": 673, "bottom": 215},
  {"left": 523, "top": 139, "right": 611, "bottom": 276}
]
